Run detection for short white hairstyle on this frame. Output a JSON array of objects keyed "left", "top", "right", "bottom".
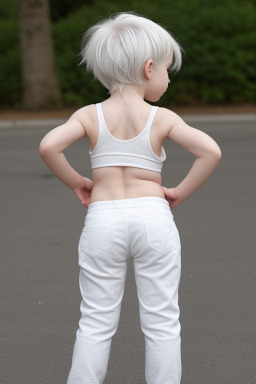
[{"left": 78, "top": 11, "right": 185, "bottom": 95}]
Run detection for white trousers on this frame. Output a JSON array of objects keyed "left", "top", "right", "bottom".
[{"left": 67, "top": 196, "right": 182, "bottom": 384}]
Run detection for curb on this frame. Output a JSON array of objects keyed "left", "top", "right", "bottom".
[
  {"left": 182, "top": 113, "right": 256, "bottom": 124},
  {"left": 0, "top": 114, "right": 255, "bottom": 130},
  {"left": 0, "top": 118, "right": 66, "bottom": 130}
]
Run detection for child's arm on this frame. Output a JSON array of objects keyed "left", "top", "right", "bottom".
[
  {"left": 39, "top": 107, "right": 93, "bottom": 206},
  {"left": 162, "top": 110, "right": 222, "bottom": 207}
]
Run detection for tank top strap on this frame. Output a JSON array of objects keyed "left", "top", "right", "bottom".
[
  {"left": 95, "top": 103, "right": 103, "bottom": 126},
  {"left": 145, "top": 106, "right": 159, "bottom": 133},
  {"left": 95, "top": 103, "right": 107, "bottom": 141}
]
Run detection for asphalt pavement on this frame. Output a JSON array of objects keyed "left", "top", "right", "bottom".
[{"left": 0, "top": 115, "right": 255, "bottom": 384}]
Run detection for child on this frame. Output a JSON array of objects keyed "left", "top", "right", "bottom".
[{"left": 39, "top": 11, "right": 221, "bottom": 384}]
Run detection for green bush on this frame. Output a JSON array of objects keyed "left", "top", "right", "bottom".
[
  {"left": 0, "top": 19, "right": 22, "bottom": 108},
  {"left": 0, "top": 0, "right": 255, "bottom": 108}
]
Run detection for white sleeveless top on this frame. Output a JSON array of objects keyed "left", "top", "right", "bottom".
[{"left": 89, "top": 103, "right": 166, "bottom": 173}]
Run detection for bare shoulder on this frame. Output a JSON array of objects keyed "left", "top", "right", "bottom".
[
  {"left": 68, "top": 104, "right": 96, "bottom": 136},
  {"left": 156, "top": 107, "right": 183, "bottom": 136}
]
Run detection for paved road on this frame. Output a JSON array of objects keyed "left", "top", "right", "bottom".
[{"left": 0, "top": 118, "right": 255, "bottom": 384}]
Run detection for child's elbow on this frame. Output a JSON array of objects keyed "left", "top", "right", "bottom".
[
  {"left": 212, "top": 145, "right": 222, "bottom": 161},
  {"left": 39, "top": 139, "right": 53, "bottom": 157},
  {"left": 216, "top": 146, "right": 222, "bottom": 159}
]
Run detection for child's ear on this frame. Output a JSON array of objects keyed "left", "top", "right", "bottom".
[{"left": 143, "top": 58, "right": 153, "bottom": 79}]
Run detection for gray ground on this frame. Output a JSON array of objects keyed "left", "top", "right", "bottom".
[{"left": 0, "top": 117, "right": 255, "bottom": 384}]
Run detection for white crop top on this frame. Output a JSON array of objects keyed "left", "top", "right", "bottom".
[{"left": 89, "top": 103, "right": 166, "bottom": 173}]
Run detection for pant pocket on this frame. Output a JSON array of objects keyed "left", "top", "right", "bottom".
[
  {"left": 79, "top": 224, "right": 110, "bottom": 258},
  {"left": 144, "top": 221, "right": 177, "bottom": 255}
]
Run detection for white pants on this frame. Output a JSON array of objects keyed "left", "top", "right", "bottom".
[{"left": 67, "top": 196, "right": 182, "bottom": 384}]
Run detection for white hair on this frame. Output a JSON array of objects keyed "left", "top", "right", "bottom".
[{"left": 78, "top": 11, "right": 185, "bottom": 95}]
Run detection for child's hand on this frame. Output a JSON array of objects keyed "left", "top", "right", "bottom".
[
  {"left": 72, "top": 177, "right": 94, "bottom": 207},
  {"left": 161, "top": 186, "right": 183, "bottom": 208}
]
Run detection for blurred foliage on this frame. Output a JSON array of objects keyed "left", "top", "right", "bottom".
[
  {"left": 0, "top": 19, "right": 21, "bottom": 108},
  {"left": 0, "top": 0, "right": 18, "bottom": 20},
  {"left": 49, "top": 0, "right": 94, "bottom": 22},
  {"left": 0, "top": 0, "right": 94, "bottom": 21},
  {"left": 0, "top": 0, "right": 255, "bottom": 109}
]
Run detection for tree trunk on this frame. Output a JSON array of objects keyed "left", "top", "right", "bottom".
[{"left": 19, "top": 0, "right": 62, "bottom": 110}]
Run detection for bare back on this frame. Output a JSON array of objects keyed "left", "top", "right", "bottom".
[{"left": 83, "top": 99, "right": 171, "bottom": 203}]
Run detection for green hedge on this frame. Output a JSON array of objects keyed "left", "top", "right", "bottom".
[{"left": 0, "top": 0, "right": 255, "bottom": 108}]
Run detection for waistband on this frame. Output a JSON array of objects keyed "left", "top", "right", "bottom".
[{"left": 87, "top": 196, "right": 170, "bottom": 211}]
